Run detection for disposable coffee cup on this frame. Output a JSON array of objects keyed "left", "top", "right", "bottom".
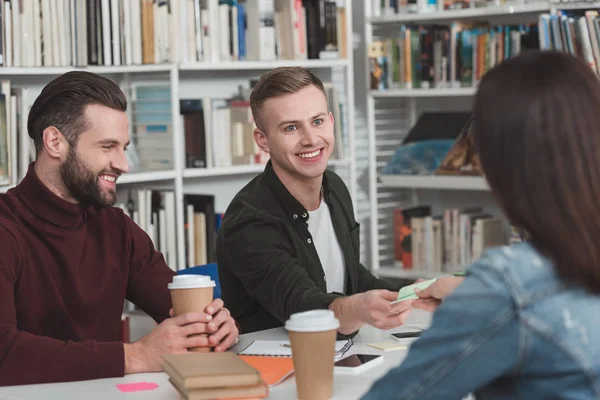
[
  {"left": 168, "top": 275, "right": 215, "bottom": 352},
  {"left": 285, "top": 310, "right": 340, "bottom": 400}
]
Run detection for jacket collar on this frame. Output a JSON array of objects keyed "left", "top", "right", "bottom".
[
  {"left": 13, "top": 162, "right": 86, "bottom": 229},
  {"left": 264, "top": 160, "right": 331, "bottom": 223}
]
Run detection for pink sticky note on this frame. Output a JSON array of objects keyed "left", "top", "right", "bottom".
[{"left": 116, "top": 382, "right": 159, "bottom": 392}]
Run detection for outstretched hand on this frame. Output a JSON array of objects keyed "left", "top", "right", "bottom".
[
  {"left": 412, "top": 277, "right": 464, "bottom": 312},
  {"left": 356, "top": 290, "right": 414, "bottom": 330}
]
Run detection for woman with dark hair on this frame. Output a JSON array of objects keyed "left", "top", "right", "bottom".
[{"left": 362, "top": 50, "right": 600, "bottom": 399}]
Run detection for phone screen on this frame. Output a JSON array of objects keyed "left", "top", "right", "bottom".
[
  {"left": 391, "top": 331, "right": 421, "bottom": 339},
  {"left": 334, "top": 354, "right": 381, "bottom": 368}
]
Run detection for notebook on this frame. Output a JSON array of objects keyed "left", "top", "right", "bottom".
[
  {"left": 367, "top": 341, "right": 408, "bottom": 352},
  {"left": 237, "top": 340, "right": 350, "bottom": 358},
  {"left": 239, "top": 356, "right": 295, "bottom": 387}
]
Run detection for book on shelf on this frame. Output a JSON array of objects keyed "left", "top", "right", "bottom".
[
  {"left": 183, "top": 194, "right": 228, "bottom": 270},
  {"left": 393, "top": 204, "right": 507, "bottom": 273},
  {"left": 129, "top": 84, "right": 174, "bottom": 172},
  {"left": 115, "top": 190, "right": 225, "bottom": 273},
  {"left": 0, "top": 0, "right": 347, "bottom": 68},
  {"left": 435, "top": 115, "right": 483, "bottom": 176},
  {"left": 371, "top": 4, "right": 600, "bottom": 90},
  {"left": 539, "top": 9, "right": 600, "bottom": 77},
  {"left": 369, "top": 23, "right": 540, "bottom": 91},
  {"left": 116, "top": 188, "right": 178, "bottom": 270},
  {"left": 0, "top": 82, "right": 30, "bottom": 189},
  {"left": 0, "top": 94, "right": 8, "bottom": 186},
  {"left": 382, "top": 111, "right": 473, "bottom": 176},
  {"left": 181, "top": 79, "right": 347, "bottom": 170}
]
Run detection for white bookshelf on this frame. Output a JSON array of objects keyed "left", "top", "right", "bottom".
[
  {"left": 0, "top": 2, "right": 356, "bottom": 273},
  {"left": 363, "top": 1, "right": 553, "bottom": 273}
]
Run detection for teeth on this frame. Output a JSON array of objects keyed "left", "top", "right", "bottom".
[
  {"left": 298, "top": 149, "right": 320, "bottom": 159},
  {"left": 100, "top": 175, "right": 116, "bottom": 183}
]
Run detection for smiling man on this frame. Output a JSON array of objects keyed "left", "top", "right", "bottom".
[
  {"left": 216, "top": 67, "right": 413, "bottom": 335},
  {"left": 0, "top": 72, "right": 238, "bottom": 386}
]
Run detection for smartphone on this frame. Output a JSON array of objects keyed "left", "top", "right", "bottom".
[
  {"left": 334, "top": 354, "right": 383, "bottom": 375},
  {"left": 390, "top": 331, "right": 422, "bottom": 341}
]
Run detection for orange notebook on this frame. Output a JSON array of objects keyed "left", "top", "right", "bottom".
[{"left": 238, "top": 356, "right": 295, "bottom": 387}]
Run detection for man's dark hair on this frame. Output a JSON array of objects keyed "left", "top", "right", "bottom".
[
  {"left": 472, "top": 50, "right": 600, "bottom": 293},
  {"left": 28, "top": 71, "right": 127, "bottom": 155}
]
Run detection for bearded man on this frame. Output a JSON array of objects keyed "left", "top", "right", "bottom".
[{"left": 0, "top": 72, "right": 238, "bottom": 387}]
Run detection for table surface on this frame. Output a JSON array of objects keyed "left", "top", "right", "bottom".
[{"left": 0, "top": 310, "right": 432, "bottom": 400}]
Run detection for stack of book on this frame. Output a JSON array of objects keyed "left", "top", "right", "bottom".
[{"left": 162, "top": 352, "right": 268, "bottom": 400}]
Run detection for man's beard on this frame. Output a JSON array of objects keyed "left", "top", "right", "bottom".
[{"left": 58, "top": 146, "right": 118, "bottom": 207}]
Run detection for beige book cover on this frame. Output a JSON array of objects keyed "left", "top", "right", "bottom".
[{"left": 162, "top": 352, "right": 261, "bottom": 390}]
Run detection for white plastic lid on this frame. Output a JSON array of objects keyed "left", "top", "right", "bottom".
[
  {"left": 285, "top": 310, "right": 340, "bottom": 332},
  {"left": 167, "top": 275, "right": 216, "bottom": 289}
]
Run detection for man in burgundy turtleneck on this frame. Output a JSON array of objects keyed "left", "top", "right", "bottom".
[{"left": 0, "top": 72, "right": 239, "bottom": 386}]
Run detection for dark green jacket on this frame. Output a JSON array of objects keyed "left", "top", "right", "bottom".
[{"left": 216, "top": 161, "right": 397, "bottom": 333}]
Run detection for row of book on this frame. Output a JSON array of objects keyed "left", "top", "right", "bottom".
[
  {"left": 393, "top": 205, "right": 507, "bottom": 273},
  {"left": 372, "top": 0, "right": 547, "bottom": 16},
  {"left": 370, "top": 6, "right": 600, "bottom": 90},
  {"left": 115, "top": 189, "right": 222, "bottom": 271},
  {"left": 369, "top": 23, "right": 539, "bottom": 90},
  {"left": 0, "top": 78, "right": 347, "bottom": 183},
  {"left": 539, "top": 9, "right": 600, "bottom": 74},
  {"left": 0, "top": 0, "right": 348, "bottom": 68},
  {"left": 181, "top": 81, "right": 346, "bottom": 169},
  {"left": 0, "top": 82, "right": 28, "bottom": 188}
]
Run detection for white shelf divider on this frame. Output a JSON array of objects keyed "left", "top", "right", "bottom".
[
  {"left": 376, "top": 266, "right": 446, "bottom": 280},
  {"left": 183, "top": 158, "right": 351, "bottom": 179},
  {"left": 370, "top": 87, "right": 477, "bottom": 98},
  {"left": 0, "top": 64, "right": 174, "bottom": 76},
  {"left": 369, "top": 2, "right": 552, "bottom": 24},
  {"left": 0, "top": 58, "right": 350, "bottom": 76},
  {"left": 379, "top": 174, "right": 489, "bottom": 190},
  {"left": 117, "top": 169, "right": 177, "bottom": 184},
  {"left": 179, "top": 58, "right": 350, "bottom": 71}
]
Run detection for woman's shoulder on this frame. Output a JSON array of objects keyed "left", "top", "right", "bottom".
[{"left": 467, "top": 242, "right": 561, "bottom": 304}]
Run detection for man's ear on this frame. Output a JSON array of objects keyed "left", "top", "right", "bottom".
[
  {"left": 329, "top": 111, "right": 335, "bottom": 126},
  {"left": 253, "top": 128, "right": 270, "bottom": 154},
  {"left": 42, "top": 126, "right": 68, "bottom": 160}
]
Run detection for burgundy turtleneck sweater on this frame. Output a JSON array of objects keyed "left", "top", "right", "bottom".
[{"left": 0, "top": 164, "right": 176, "bottom": 386}]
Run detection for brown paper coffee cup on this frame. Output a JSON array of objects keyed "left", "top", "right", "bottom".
[
  {"left": 168, "top": 275, "right": 216, "bottom": 352},
  {"left": 285, "top": 310, "right": 340, "bottom": 400}
]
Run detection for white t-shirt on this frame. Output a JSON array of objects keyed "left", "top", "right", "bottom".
[{"left": 306, "top": 200, "right": 346, "bottom": 294}]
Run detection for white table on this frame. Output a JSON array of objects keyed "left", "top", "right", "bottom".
[{"left": 0, "top": 310, "right": 432, "bottom": 400}]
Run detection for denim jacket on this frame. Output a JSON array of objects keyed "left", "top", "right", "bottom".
[{"left": 362, "top": 242, "right": 600, "bottom": 400}]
